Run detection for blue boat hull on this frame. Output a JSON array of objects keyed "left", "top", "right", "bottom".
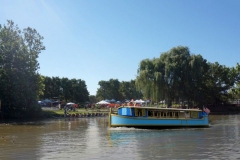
[{"left": 110, "top": 114, "right": 209, "bottom": 127}]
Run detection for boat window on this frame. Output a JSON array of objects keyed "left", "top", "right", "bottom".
[
  {"left": 186, "top": 112, "right": 190, "bottom": 118},
  {"left": 142, "top": 109, "right": 146, "bottom": 116},
  {"left": 148, "top": 111, "right": 152, "bottom": 116},
  {"left": 148, "top": 110, "right": 188, "bottom": 119},
  {"left": 146, "top": 110, "right": 199, "bottom": 119},
  {"left": 161, "top": 112, "right": 167, "bottom": 118},
  {"left": 175, "top": 112, "right": 179, "bottom": 118},
  {"left": 179, "top": 112, "right": 185, "bottom": 118},
  {"left": 122, "top": 108, "right": 127, "bottom": 115},
  {"left": 146, "top": 110, "right": 180, "bottom": 118},
  {"left": 134, "top": 108, "right": 146, "bottom": 117},
  {"left": 190, "top": 111, "right": 198, "bottom": 118}
]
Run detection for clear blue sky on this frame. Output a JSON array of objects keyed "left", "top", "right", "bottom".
[{"left": 1, "top": 0, "right": 240, "bottom": 95}]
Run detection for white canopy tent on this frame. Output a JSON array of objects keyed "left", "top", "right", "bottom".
[
  {"left": 96, "top": 100, "right": 110, "bottom": 105},
  {"left": 67, "top": 102, "right": 75, "bottom": 105},
  {"left": 135, "top": 99, "right": 145, "bottom": 103}
]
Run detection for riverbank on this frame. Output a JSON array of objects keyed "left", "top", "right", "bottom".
[
  {"left": 42, "top": 105, "right": 240, "bottom": 118},
  {"left": 207, "top": 105, "right": 240, "bottom": 115},
  {"left": 41, "top": 107, "right": 112, "bottom": 118},
  {"left": 1, "top": 105, "right": 239, "bottom": 121}
]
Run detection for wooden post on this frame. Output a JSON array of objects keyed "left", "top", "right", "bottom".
[{"left": 108, "top": 108, "right": 112, "bottom": 127}]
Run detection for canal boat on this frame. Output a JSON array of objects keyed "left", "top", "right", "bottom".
[{"left": 109, "top": 106, "right": 209, "bottom": 128}]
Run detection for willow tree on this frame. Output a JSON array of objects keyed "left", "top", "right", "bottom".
[
  {"left": 152, "top": 58, "right": 165, "bottom": 103},
  {"left": 136, "top": 59, "right": 155, "bottom": 101},
  {"left": 188, "top": 54, "right": 208, "bottom": 106},
  {"left": 136, "top": 46, "right": 210, "bottom": 107},
  {"left": 161, "top": 46, "right": 193, "bottom": 106}
]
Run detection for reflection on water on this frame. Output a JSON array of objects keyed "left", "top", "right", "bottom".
[
  {"left": 108, "top": 127, "right": 208, "bottom": 159},
  {"left": 0, "top": 115, "right": 240, "bottom": 159}
]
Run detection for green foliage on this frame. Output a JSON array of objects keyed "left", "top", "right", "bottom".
[
  {"left": 40, "top": 76, "right": 89, "bottom": 103},
  {"left": 228, "top": 63, "right": 240, "bottom": 100},
  {"left": 96, "top": 79, "right": 142, "bottom": 101},
  {"left": 120, "top": 80, "right": 142, "bottom": 100},
  {"left": 203, "top": 62, "right": 237, "bottom": 104},
  {"left": 0, "top": 20, "right": 45, "bottom": 118},
  {"left": 89, "top": 95, "right": 97, "bottom": 103},
  {"left": 95, "top": 46, "right": 239, "bottom": 106},
  {"left": 136, "top": 46, "right": 239, "bottom": 107}
]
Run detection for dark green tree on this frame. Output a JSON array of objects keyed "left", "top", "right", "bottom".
[
  {"left": 0, "top": 20, "right": 45, "bottom": 118},
  {"left": 203, "top": 62, "right": 236, "bottom": 105},
  {"left": 41, "top": 76, "right": 89, "bottom": 103},
  {"left": 96, "top": 80, "right": 115, "bottom": 100},
  {"left": 96, "top": 79, "right": 142, "bottom": 101},
  {"left": 136, "top": 46, "right": 238, "bottom": 107},
  {"left": 120, "top": 80, "right": 142, "bottom": 100}
]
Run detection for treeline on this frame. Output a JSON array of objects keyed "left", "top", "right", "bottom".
[
  {"left": 95, "top": 79, "right": 142, "bottom": 102},
  {"left": 136, "top": 46, "right": 240, "bottom": 107},
  {"left": 40, "top": 76, "right": 89, "bottom": 103},
  {"left": 39, "top": 77, "right": 141, "bottom": 104}
]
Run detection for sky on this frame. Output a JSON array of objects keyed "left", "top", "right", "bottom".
[{"left": 1, "top": 0, "right": 240, "bottom": 95}]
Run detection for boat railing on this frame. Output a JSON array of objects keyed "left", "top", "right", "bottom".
[{"left": 109, "top": 108, "right": 118, "bottom": 114}]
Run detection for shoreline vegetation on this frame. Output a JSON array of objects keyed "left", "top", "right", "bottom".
[
  {"left": 41, "top": 105, "right": 240, "bottom": 119},
  {"left": 0, "top": 105, "right": 239, "bottom": 122}
]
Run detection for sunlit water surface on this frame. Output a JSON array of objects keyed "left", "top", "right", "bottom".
[{"left": 0, "top": 115, "right": 240, "bottom": 159}]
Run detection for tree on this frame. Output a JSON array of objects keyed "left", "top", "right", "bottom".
[
  {"left": 203, "top": 62, "right": 237, "bottom": 105},
  {"left": 41, "top": 76, "right": 89, "bottom": 103},
  {"left": 229, "top": 63, "right": 240, "bottom": 101},
  {"left": 136, "top": 46, "right": 237, "bottom": 107},
  {"left": 96, "top": 80, "right": 118, "bottom": 101},
  {"left": 96, "top": 79, "right": 142, "bottom": 101},
  {"left": 0, "top": 20, "right": 45, "bottom": 118},
  {"left": 120, "top": 80, "right": 142, "bottom": 100},
  {"left": 136, "top": 58, "right": 155, "bottom": 101},
  {"left": 136, "top": 46, "right": 194, "bottom": 106}
]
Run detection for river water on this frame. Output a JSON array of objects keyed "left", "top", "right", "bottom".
[{"left": 0, "top": 115, "right": 240, "bottom": 160}]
